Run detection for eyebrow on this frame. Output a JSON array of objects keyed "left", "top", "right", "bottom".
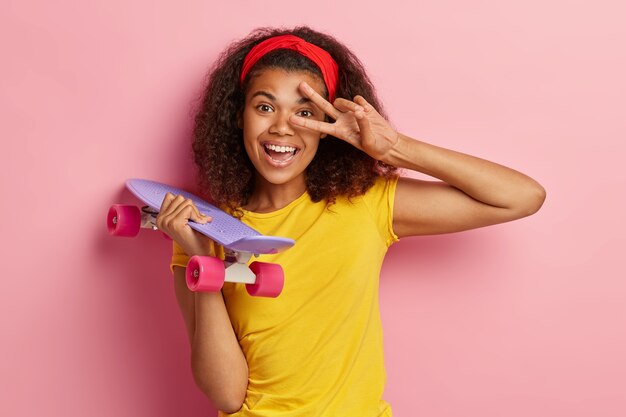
[{"left": 251, "top": 90, "right": 312, "bottom": 105}]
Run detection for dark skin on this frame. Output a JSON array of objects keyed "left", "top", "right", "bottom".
[
  {"left": 154, "top": 69, "right": 546, "bottom": 413},
  {"left": 289, "top": 79, "right": 546, "bottom": 236}
]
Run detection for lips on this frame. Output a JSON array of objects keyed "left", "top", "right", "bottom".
[{"left": 261, "top": 141, "right": 301, "bottom": 167}]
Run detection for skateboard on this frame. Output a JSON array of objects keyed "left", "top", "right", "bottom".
[{"left": 107, "top": 179, "right": 295, "bottom": 298}]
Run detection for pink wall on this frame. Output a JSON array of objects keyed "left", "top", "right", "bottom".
[{"left": 2, "top": 1, "right": 624, "bottom": 416}]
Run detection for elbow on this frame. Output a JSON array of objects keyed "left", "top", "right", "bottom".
[
  {"left": 217, "top": 398, "right": 245, "bottom": 415},
  {"left": 514, "top": 183, "right": 547, "bottom": 218},
  {"left": 528, "top": 183, "right": 547, "bottom": 215},
  {"left": 219, "top": 394, "right": 246, "bottom": 415},
  {"left": 191, "top": 363, "right": 247, "bottom": 414}
]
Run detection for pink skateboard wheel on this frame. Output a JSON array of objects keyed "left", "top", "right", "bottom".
[
  {"left": 107, "top": 205, "right": 141, "bottom": 237},
  {"left": 246, "top": 262, "right": 284, "bottom": 298},
  {"left": 186, "top": 256, "right": 225, "bottom": 292}
]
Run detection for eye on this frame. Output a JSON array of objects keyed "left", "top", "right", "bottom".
[
  {"left": 297, "top": 109, "right": 314, "bottom": 117},
  {"left": 256, "top": 104, "right": 273, "bottom": 113}
]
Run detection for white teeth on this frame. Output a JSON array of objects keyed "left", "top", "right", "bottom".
[{"left": 265, "top": 144, "right": 296, "bottom": 153}]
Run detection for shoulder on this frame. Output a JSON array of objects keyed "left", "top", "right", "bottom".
[
  {"left": 356, "top": 174, "right": 400, "bottom": 247},
  {"left": 359, "top": 174, "right": 400, "bottom": 207}
]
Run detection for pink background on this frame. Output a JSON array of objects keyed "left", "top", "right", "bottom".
[{"left": 1, "top": 1, "right": 625, "bottom": 416}]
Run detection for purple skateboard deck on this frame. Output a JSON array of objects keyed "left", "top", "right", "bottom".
[{"left": 126, "top": 179, "right": 295, "bottom": 254}]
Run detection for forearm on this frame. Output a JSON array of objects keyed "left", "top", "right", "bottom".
[
  {"left": 192, "top": 292, "right": 248, "bottom": 413},
  {"left": 173, "top": 267, "right": 248, "bottom": 413},
  {"left": 173, "top": 270, "right": 196, "bottom": 345},
  {"left": 387, "top": 133, "right": 546, "bottom": 213}
]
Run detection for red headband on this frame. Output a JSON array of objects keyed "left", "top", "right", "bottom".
[{"left": 240, "top": 34, "right": 339, "bottom": 102}]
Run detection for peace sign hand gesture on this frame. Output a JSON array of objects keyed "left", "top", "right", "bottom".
[{"left": 289, "top": 81, "right": 399, "bottom": 163}]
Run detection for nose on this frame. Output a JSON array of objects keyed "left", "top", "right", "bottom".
[{"left": 268, "top": 111, "right": 294, "bottom": 136}]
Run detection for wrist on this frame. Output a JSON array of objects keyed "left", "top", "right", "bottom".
[{"left": 385, "top": 132, "right": 416, "bottom": 168}]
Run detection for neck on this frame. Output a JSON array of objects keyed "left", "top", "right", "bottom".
[{"left": 244, "top": 175, "right": 307, "bottom": 213}]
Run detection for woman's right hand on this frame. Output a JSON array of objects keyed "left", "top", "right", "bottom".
[{"left": 156, "top": 193, "right": 214, "bottom": 257}]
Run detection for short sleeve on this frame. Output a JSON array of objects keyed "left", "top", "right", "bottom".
[
  {"left": 170, "top": 241, "right": 191, "bottom": 274},
  {"left": 361, "top": 175, "right": 400, "bottom": 247},
  {"left": 169, "top": 240, "right": 223, "bottom": 274}
]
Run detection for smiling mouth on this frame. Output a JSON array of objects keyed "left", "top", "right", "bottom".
[{"left": 263, "top": 143, "right": 300, "bottom": 164}]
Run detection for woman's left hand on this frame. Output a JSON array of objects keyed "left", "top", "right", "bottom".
[{"left": 289, "top": 81, "right": 399, "bottom": 162}]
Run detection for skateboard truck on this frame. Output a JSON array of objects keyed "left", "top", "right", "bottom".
[
  {"left": 140, "top": 206, "right": 159, "bottom": 231},
  {"left": 222, "top": 250, "right": 256, "bottom": 284}
]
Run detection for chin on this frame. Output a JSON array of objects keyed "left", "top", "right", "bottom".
[{"left": 256, "top": 168, "right": 306, "bottom": 186}]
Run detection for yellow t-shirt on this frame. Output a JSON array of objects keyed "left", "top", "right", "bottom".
[{"left": 171, "top": 176, "right": 399, "bottom": 416}]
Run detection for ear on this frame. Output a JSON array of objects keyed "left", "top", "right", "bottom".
[{"left": 320, "top": 132, "right": 327, "bottom": 139}]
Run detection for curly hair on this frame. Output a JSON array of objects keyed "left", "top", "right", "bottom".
[{"left": 192, "top": 25, "right": 398, "bottom": 213}]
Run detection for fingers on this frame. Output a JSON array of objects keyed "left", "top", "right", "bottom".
[
  {"left": 299, "top": 82, "right": 370, "bottom": 121},
  {"left": 353, "top": 95, "right": 375, "bottom": 113},
  {"left": 354, "top": 107, "right": 375, "bottom": 149},
  {"left": 156, "top": 193, "right": 212, "bottom": 235},
  {"left": 289, "top": 114, "right": 338, "bottom": 137},
  {"left": 159, "top": 192, "right": 176, "bottom": 215},
  {"left": 333, "top": 98, "right": 364, "bottom": 115},
  {"left": 172, "top": 198, "right": 210, "bottom": 224},
  {"left": 298, "top": 81, "right": 341, "bottom": 120},
  {"left": 291, "top": 85, "right": 374, "bottom": 143}
]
